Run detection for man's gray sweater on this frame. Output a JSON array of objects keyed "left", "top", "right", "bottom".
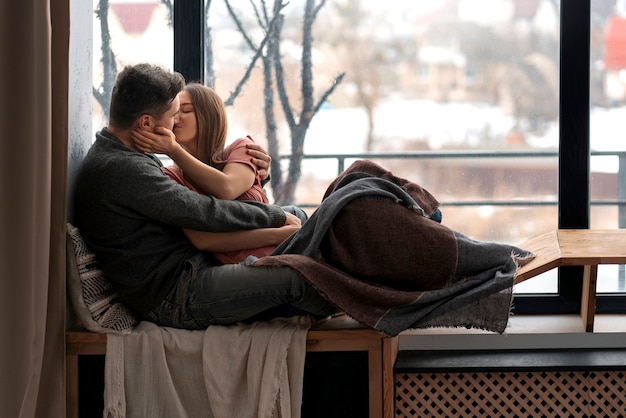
[{"left": 74, "top": 128, "right": 286, "bottom": 316}]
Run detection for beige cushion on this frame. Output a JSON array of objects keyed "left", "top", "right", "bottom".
[{"left": 66, "top": 223, "right": 139, "bottom": 334}]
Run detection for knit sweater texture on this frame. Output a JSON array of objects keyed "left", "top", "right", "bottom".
[{"left": 74, "top": 128, "right": 286, "bottom": 315}]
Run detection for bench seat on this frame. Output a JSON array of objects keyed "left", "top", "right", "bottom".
[
  {"left": 66, "top": 314, "right": 399, "bottom": 418},
  {"left": 66, "top": 228, "right": 625, "bottom": 417}
]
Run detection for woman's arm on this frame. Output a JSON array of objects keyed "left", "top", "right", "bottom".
[
  {"left": 185, "top": 210, "right": 302, "bottom": 252},
  {"left": 131, "top": 127, "right": 255, "bottom": 200},
  {"left": 168, "top": 142, "right": 254, "bottom": 200},
  {"left": 184, "top": 224, "right": 299, "bottom": 252}
]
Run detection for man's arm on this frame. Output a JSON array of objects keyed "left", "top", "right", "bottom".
[
  {"left": 118, "top": 154, "right": 286, "bottom": 232},
  {"left": 246, "top": 142, "right": 271, "bottom": 184},
  {"left": 184, "top": 223, "right": 298, "bottom": 252}
]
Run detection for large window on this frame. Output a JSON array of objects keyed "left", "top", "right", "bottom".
[{"left": 91, "top": 0, "right": 626, "bottom": 314}]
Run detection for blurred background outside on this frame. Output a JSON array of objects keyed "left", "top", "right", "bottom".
[{"left": 91, "top": 0, "right": 626, "bottom": 294}]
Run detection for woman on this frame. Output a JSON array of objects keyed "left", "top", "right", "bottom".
[{"left": 131, "top": 83, "right": 301, "bottom": 264}]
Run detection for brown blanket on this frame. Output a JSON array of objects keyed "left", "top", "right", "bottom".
[{"left": 252, "top": 160, "right": 534, "bottom": 336}]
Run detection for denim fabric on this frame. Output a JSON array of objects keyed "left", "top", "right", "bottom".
[
  {"left": 146, "top": 253, "right": 335, "bottom": 329},
  {"left": 281, "top": 204, "right": 308, "bottom": 222},
  {"left": 429, "top": 208, "right": 443, "bottom": 223}
]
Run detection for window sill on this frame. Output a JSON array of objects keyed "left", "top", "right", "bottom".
[{"left": 398, "top": 315, "right": 626, "bottom": 351}]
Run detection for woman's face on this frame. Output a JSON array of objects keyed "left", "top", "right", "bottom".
[{"left": 173, "top": 90, "right": 198, "bottom": 153}]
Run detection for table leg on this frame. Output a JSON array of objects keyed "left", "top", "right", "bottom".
[{"left": 581, "top": 264, "right": 598, "bottom": 332}]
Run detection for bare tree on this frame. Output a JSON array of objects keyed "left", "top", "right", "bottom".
[
  {"left": 271, "top": 0, "right": 345, "bottom": 204},
  {"left": 221, "top": 1, "right": 283, "bottom": 105},
  {"left": 204, "top": 0, "right": 215, "bottom": 87},
  {"left": 222, "top": 0, "right": 286, "bottom": 206},
  {"left": 93, "top": 0, "right": 117, "bottom": 120},
  {"left": 225, "top": 0, "right": 344, "bottom": 205}
]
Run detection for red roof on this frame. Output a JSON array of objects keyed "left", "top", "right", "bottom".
[
  {"left": 109, "top": 3, "right": 158, "bottom": 35},
  {"left": 512, "top": 0, "right": 540, "bottom": 20},
  {"left": 604, "top": 17, "right": 626, "bottom": 70}
]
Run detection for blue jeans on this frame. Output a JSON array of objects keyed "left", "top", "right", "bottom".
[
  {"left": 281, "top": 204, "right": 308, "bottom": 222},
  {"left": 146, "top": 252, "right": 336, "bottom": 329}
]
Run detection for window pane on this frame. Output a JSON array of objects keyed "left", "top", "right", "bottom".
[
  {"left": 205, "top": 1, "right": 560, "bottom": 294},
  {"left": 92, "top": 0, "right": 173, "bottom": 134},
  {"left": 590, "top": 0, "right": 626, "bottom": 293}
]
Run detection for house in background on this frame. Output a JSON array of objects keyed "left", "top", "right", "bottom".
[{"left": 604, "top": 16, "right": 626, "bottom": 105}]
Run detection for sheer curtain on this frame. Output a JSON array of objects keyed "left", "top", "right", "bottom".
[{"left": 0, "top": 1, "right": 69, "bottom": 417}]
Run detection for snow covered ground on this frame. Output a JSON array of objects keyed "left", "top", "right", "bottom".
[{"left": 299, "top": 99, "right": 626, "bottom": 174}]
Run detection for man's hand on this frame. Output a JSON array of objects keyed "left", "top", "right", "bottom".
[
  {"left": 247, "top": 143, "right": 271, "bottom": 181},
  {"left": 131, "top": 126, "right": 177, "bottom": 155},
  {"left": 283, "top": 211, "right": 302, "bottom": 228}
]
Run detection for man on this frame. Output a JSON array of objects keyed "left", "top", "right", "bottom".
[{"left": 75, "top": 63, "right": 335, "bottom": 329}]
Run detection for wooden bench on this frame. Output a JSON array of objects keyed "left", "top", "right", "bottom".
[
  {"left": 67, "top": 228, "right": 624, "bottom": 417},
  {"left": 514, "top": 229, "right": 626, "bottom": 332},
  {"left": 66, "top": 314, "right": 399, "bottom": 418}
]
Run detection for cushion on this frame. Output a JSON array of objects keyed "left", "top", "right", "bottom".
[{"left": 66, "top": 223, "right": 139, "bottom": 334}]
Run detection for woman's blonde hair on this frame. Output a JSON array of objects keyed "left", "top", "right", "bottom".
[{"left": 185, "top": 83, "right": 228, "bottom": 169}]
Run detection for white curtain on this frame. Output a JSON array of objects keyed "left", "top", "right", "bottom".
[{"left": 0, "top": 1, "right": 69, "bottom": 417}]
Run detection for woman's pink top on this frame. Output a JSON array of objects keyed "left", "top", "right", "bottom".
[{"left": 163, "top": 136, "right": 275, "bottom": 264}]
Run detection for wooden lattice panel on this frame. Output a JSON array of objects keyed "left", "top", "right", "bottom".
[{"left": 395, "top": 371, "right": 626, "bottom": 417}]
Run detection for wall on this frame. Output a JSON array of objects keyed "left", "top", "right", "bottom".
[{"left": 67, "top": 0, "right": 93, "bottom": 223}]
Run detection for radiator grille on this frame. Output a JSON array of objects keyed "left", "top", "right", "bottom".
[{"left": 395, "top": 371, "right": 626, "bottom": 417}]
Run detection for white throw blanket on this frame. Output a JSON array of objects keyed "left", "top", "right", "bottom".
[{"left": 104, "top": 317, "right": 313, "bottom": 418}]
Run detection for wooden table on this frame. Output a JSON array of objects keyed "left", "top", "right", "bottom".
[{"left": 515, "top": 229, "right": 626, "bottom": 332}]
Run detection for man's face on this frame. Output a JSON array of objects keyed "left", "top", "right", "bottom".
[
  {"left": 172, "top": 91, "right": 197, "bottom": 151},
  {"left": 153, "top": 93, "right": 181, "bottom": 131}
]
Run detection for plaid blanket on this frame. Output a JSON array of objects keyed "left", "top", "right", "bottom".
[{"left": 252, "top": 161, "right": 534, "bottom": 336}]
